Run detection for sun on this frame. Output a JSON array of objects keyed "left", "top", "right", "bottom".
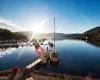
[
  {"left": 33, "top": 25, "right": 46, "bottom": 33},
  {"left": 31, "top": 18, "right": 48, "bottom": 33},
  {"left": 27, "top": 18, "right": 48, "bottom": 41}
]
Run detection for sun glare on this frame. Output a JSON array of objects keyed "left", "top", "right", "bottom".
[
  {"left": 32, "top": 18, "right": 48, "bottom": 33},
  {"left": 27, "top": 18, "right": 48, "bottom": 42}
]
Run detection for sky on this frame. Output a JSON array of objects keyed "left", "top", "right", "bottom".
[{"left": 0, "top": 0, "right": 100, "bottom": 33}]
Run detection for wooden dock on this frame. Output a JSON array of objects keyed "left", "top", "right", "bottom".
[
  {"left": 25, "top": 58, "right": 42, "bottom": 69},
  {"left": 25, "top": 52, "right": 50, "bottom": 69}
]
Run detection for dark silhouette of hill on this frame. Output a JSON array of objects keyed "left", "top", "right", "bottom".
[
  {"left": 83, "top": 26, "right": 100, "bottom": 40},
  {"left": 64, "top": 26, "right": 100, "bottom": 40},
  {"left": 0, "top": 28, "right": 27, "bottom": 40}
]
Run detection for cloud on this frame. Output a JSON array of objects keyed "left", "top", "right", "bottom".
[
  {"left": 0, "top": 17, "right": 17, "bottom": 27},
  {"left": 0, "top": 17, "right": 26, "bottom": 32}
]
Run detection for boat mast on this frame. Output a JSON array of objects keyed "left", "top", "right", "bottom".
[{"left": 54, "top": 18, "right": 55, "bottom": 52}]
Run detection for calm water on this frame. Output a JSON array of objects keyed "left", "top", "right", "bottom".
[{"left": 0, "top": 40, "right": 100, "bottom": 77}]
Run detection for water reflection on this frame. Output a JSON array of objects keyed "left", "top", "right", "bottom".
[
  {"left": 85, "top": 40, "right": 100, "bottom": 47},
  {"left": 50, "top": 60, "right": 60, "bottom": 67},
  {"left": 34, "top": 60, "right": 60, "bottom": 70},
  {"left": 0, "top": 45, "right": 19, "bottom": 49},
  {"left": 0, "top": 48, "right": 16, "bottom": 58},
  {"left": 0, "top": 40, "right": 100, "bottom": 77},
  {"left": 34, "top": 62, "right": 48, "bottom": 70}
]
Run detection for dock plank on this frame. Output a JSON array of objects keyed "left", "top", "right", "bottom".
[{"left": 26, "top": 58, "right": 42, "bottom": 69}]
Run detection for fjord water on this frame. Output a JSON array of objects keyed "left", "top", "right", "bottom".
[{"left": 0, "top": 40, "right": 100, "bottom": 77}]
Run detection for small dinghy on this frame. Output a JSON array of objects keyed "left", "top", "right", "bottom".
[{"left": 50, "top": 52, "right": 59, "bottom": 62}]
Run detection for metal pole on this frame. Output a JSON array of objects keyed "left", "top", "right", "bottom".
[{"left": 54, "top": 18, "right": 55, "bottom": 52}]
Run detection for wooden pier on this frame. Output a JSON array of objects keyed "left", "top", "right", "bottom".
[
  {"left": 26, "top": 58, "right": 42, "bottom": 69},
  {"left": 25, "top": 52, "right": 50, "bottom": 69}
]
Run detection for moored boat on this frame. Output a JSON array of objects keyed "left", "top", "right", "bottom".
[{"left": 50, "top": 52, "right": 59, "bottom": 62}]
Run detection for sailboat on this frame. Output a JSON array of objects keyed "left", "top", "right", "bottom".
[{"left": 50, "top": 18, "right": 59, "bottom": 62}]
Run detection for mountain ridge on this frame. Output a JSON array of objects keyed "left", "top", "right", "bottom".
[{"left": 0, "top": 22, "right": 100, "bottom": 40}]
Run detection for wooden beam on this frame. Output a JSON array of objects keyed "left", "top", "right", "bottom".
[{"left": 25, "top": 58, "right": 42, "bottom": 69}]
